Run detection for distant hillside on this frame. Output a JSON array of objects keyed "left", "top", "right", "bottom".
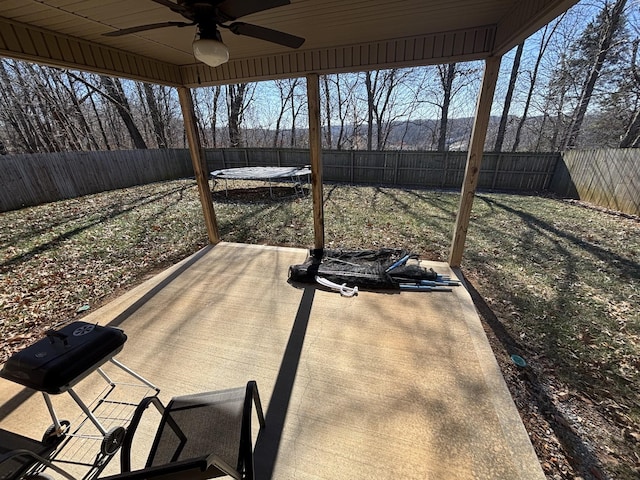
[{"left": 213, "top": 115, "right": 551, "bottom": 151}]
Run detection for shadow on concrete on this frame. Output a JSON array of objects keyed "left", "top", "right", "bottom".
[{"left": 254, "top": 287, "right": 315, "bottom": 480}]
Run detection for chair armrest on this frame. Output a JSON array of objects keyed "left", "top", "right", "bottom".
[
  {"left": 120, "top": 396, "right": 165, "bottom": 473},
  {"left": 100, "top": 457, "right": 219, "bottom": 480},
  {"left": 0, "top": 449, "right": 75, "bottom": 480},
  {"left": 248, "top": 380, "right": 265, "bottom": 429}
]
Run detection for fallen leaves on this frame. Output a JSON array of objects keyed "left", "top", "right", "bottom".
[
  {"left": 1, "top": 182, "right": 639, "bottom": 479},
  {"left": 1, "top": 181, "right": 207, "bottom": 360}
]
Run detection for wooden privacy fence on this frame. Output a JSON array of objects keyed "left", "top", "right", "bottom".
[
  {"left": 0, "top": 149, "right": 193, "bottom": 211},
  {"left": 206, "top": 149, "right": 559, "bottom": 191},
  {"left": 551, "top": 149, "right": 640, "bottom": 216},
  {"left": 1, "top": 148, "right": 560, "bottom": 211}
]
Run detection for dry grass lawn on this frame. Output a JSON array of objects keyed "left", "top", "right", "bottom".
[{"left": 1, "top": 179, "right": 638, "bottom": 479}]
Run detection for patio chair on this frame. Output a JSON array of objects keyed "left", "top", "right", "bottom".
[
  {"left": 0, "top": 427, "right": 70, "bottom": 480},
  {"left": 100, "top": 381, "right": 265, "bottom": 480}
]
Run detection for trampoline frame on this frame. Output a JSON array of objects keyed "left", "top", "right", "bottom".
[{"left": 210, "top": 166, "right": 311, "bottom": 198}]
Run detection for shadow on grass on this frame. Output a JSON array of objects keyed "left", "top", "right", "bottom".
[
  {"left": 462, "top": 273, "right": 609, "bottom": 480},
  {"left": 212, "top": 186, "right": 308, "bottom": 204},
  {"left": 478, "top": 196, "right": 639, "bottom": 280},
  {"left": 468, "top": 195, "right": 640, "bottom": 372},
  {"left": 1, "top": 184, "right": 191, "bottom": 270}
]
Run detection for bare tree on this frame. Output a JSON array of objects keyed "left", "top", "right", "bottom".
[
  {"left": 272, "top": 78, "right": 302, "bottom": 147},
  {"left": 425, "top": 63, "right": 480, "bottom": 151},
  {"left": 494, "top": 42, "right": 524, "bottom": 151},
  {"left": 563, "top": 0, "right": 628, "bottom": 148},
  {"left": 0, "top": 60, "right": 41, "bottom": 152},
  {"left": 210, "top": 86, "right": 223, "bottom": 147},
  {"left": 58, "top": 71, "right": 101, "bottom": 150},
  {"left": 99, "top": 75, "right": 148, "bottom": 149},
  {"left": 226, "top": 83, "right": 255, "bottom": 148},
  {"left": 619, "top": 39, "right": 640, "bottom": 146},
  {"left": 436, "top": 63, "right": 456, "bottom": 151},
  {"left": 322, "top": 75, "right": 333, "bottom": 148},
  {"left": 321, "top": 73, "right": 362, "bottom": 149},
  {"left": 511, "top": 20, "right": 563, "bottom": 151},
  {"left": 364, "top": 69, "right": 416, "bottom": 150},
  {"left": 142, "top": 83, "right": 169, "bottom": 148}
]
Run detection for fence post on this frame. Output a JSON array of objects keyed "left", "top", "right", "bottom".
[
  {"left": 492, "top": 153, "right": 501, "bottom": 190},
  {"left": 394, "top": 152, "right": 400, "bottom": 185},
  {"left": 441, "top": 151, "right": 448, "bottom": 188},
  {"left": 350, "top": 150, "right": 355, "bottom": 184}
]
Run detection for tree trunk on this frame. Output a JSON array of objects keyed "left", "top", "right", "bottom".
[
  {"left": 365, "top": 71, "right": 374, "bottom": 150},
  {"left": 619, "top": 40, "right": 640, "bottom": 147},
  {"left": 209, "top": 86, "right": 221, "bottom": 147},
  {"left": 512, "top": 23, "right": 555, "bottom": 152},
  {"left": 1, "top": 62, "right": 48, "bottom": 152},
  {"left": 322, "top": 75, "right": 332, "bottom": 148},
  {"left": 290, "top": 81, "right": 299, "bottom": 147},
  {"left": 564, "top": 0, "right": 627, "bottom": 149},
  {"left": 61, "top": 72, "right": 101, "bottom": 150},
  {"left": 143, "top": 83, "right": 168, "bottom": 148},
  {"left": 494, "top": 41, "right": 524, "bottom": 151},
  {"left": 337, "top": 78, "right": 348, "bottom": 150},
  {"left": 272, "top": 80, "right": 292, "bottom": 147},
  {"left": 227, "top": 83, "right": 248, "bottom": 148},
  {"left": 99, "top": 75, "right": 148, "bottom": 149},
  {"left": 437, "top": 63, "right": 456, "bottom": 152},
  {"left": 86, "top": 75, "right": 112, "bottom": 150}
]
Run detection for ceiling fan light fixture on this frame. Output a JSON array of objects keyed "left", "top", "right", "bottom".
[{"left": 193, "top": 35, "right": 229, "bottom": 67}]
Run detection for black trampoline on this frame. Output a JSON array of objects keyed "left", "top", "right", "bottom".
[{"left": 210, "top": 166, "right": 311, "bottom": 198}]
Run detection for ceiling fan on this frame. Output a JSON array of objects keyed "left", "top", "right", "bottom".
[{"left": 103, "top": 0, "right": 305, "bottom": 67}]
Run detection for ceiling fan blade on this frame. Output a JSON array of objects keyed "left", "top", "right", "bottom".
[
  {"left": 217, "top": 0, "right": 290, "bottom": 21},
  {"left": 103, "top": 21, "right": 193, "bottom": 37},
  {"left": 228, "top": 22, "right": 304, "bottom": 49},
  {"left": 150, "top": 0, "right": 190, "bottom": 15}
]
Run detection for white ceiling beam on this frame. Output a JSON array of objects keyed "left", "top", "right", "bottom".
[{"left": 0, "top": 17, "right": 182, "bottom": 85}]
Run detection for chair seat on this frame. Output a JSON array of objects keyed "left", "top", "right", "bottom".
[
  {"left": 0, "top": 429, "right": 61, "bottom": 480},
  {"left": 102, "top": 381, "right": 265, "bottom": 480},
  {"left": 100, "top": 457, "right": 212, "bottom": 480}
]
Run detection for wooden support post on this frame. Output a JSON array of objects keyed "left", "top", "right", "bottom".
[
  {"left": 449, "top": 56, "right": 501, "bottom": 267},
  {"left": 307, "top": 73, "right": 324, "bottom": 251},
  {"left": 178, "top": 86, "right": 220, "bottom": 244}
]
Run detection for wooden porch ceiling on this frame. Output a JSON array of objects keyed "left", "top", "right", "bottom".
[{"left": 1, "top": 0, "right": 579, "bottom": 87}]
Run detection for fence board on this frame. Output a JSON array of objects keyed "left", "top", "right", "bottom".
[
  {"left": 552, "top": 149, "right": 640, "bottom": 216},
  {"left": 0, "top": 149, "right": 193, "bottom": 211},
  {"left": 1, "top": 148, "right": 564, "bottom": 212}
]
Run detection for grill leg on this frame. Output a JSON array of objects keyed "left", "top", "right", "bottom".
[
  {"left": 109, "top": 358, "right": 160, "bottom": 393},
  {"left": 67, "top": 388, "right": 108, "bottom": 436},
  {"left": 42, "top": 392, "right": 62, "bottom": 430}
]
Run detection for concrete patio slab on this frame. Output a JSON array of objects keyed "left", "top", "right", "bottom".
[{"left": 0, "top": 242, "right": 544, "bottom": 479}]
